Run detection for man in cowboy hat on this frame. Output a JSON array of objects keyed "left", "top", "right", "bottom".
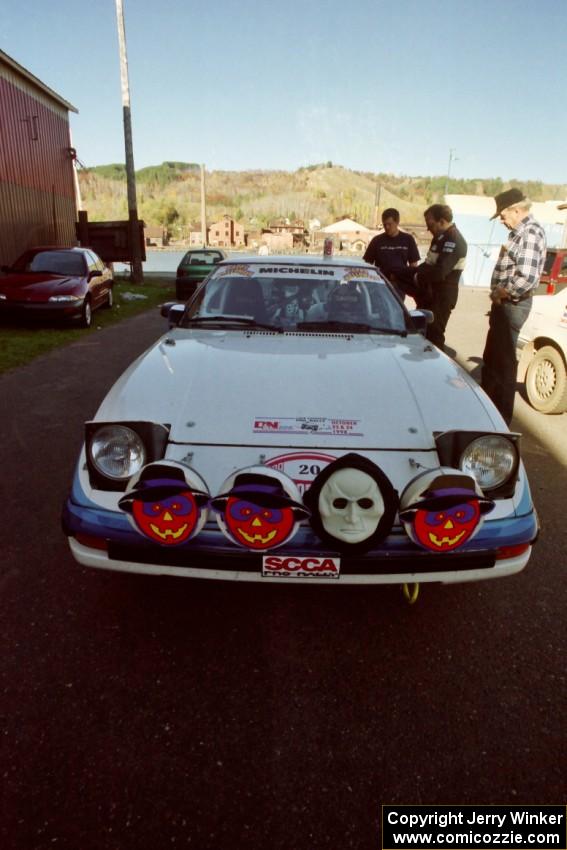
[{"left": 481, "top": 189, "right": 546, "bottom": 424}]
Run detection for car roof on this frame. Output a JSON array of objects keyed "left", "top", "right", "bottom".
[
  {"left": 186, "top": 247, "right": 225, "bottom": 252},
  {"left": 216, "top": 254, "right": 373, "bottom": 268},
  {"left": 26, "top": 246, "right": 87, "bottom": 254}
]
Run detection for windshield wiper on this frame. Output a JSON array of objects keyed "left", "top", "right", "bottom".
[
  {"left": 185, "top": 315, "right": 283, "bottom": 333},
  {"left": 297, "top": 320, "right": 407, "bottom": 336}
]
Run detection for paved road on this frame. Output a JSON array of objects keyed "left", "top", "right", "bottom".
[{"left": 1, "top": 297, "right": 565, "bottom": 850}]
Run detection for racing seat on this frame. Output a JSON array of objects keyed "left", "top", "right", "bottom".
[
  {"left": 220, "top": 278, "right": 268, "bottom": 323},
  {"left": 327, "top": 282, "right": 372, "bottom": 322}
]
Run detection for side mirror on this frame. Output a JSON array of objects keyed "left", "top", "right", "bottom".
[
  {"left": 88, "top": 269, "right": 102, "bottom": 280},
  {"left": 409, "top": 309, "right": 434, "bottom": 335},
  {"left": 160, "top": 302, "right": 185, "bottom": 327}
]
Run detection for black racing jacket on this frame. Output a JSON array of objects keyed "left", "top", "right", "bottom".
[
  {"left": 412, "top": 224, "right": 467, "bottom": 307},
  {"left": 417, "top": 224, "right": 467, "bottom": 288}
]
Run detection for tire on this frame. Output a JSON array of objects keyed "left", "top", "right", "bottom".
[
  {"left": 80, "top": 298, "right": 92, "bottom": 329},
  {"left": 525, "top": 345, "right": 567, "bottom": 414},
  {"left": 104, "top": 285, "right": 114, "bottom": 309}
]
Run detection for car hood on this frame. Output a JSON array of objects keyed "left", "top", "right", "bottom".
[
  {"left": 94, "top": 330, "right": 503, "bottom": 448},
  {"left": 0, "top": 273, "right": 82, "bottom": 300}
]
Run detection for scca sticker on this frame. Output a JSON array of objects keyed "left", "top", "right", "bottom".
[{"left": 262, "top": 555, "right": 340, "bottom": 578}]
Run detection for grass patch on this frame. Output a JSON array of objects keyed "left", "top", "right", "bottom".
[{"left": 0, "top": 276, "right": 175, "bottom": 375}]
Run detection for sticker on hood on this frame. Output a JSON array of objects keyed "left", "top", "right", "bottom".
[{"left": 254, "top": 417, "right": 362, "bottom": 436}]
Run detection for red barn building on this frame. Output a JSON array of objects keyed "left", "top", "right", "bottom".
[{"left": 0, "top": 50, "right": 78, "bottom": 266}]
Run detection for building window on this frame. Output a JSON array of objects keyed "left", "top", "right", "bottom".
[{"left": 21, "top": 115, "right": 39, "bottom": 141}]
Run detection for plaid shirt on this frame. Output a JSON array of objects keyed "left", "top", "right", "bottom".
[{"left": 491, "top": 214, "right": 546, "bottom": 299}]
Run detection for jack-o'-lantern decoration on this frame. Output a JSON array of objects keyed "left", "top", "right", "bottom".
[
  {"left": 211, "top": 466, "right": 309, "bottom": 550},
  {"left": 119, "top": 461, "right": 209, "bottom": 545},
  {"left": 399, "top": 468, "right": 494, "bottom": 552},
  {"left": 304, "top": 453, "right": 398, "bottom": 552}
]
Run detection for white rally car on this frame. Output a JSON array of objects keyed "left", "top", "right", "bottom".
[
  {"left": 517, "top": 287, "right": 567, "bottom": 414},
  {"left": 63, "top": 255, "right": 537, "bottom": 589}
]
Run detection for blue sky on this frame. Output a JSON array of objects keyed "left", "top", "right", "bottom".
[{"left": 2, "top": 0, "right": 567, "bottom": 182}]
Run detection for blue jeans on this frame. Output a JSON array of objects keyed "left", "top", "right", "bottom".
[{"left": 481, "top": 299, "right": 532, "bottom": 424}]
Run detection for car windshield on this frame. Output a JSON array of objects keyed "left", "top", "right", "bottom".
[
  {"left": 12, "top": 250, "right": 86, "bottom": 276},
  {"left": 181, "top": 251, "right": 222, "bottom": 267},
  {"left": 181, "top": 264, "right": 410, "bottom": 334}
]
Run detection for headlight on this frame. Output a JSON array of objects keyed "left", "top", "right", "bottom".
[
  {"left": 89, "top": 425, "right": 146, "bottom": 480},
  {"left": 85, "top": 421, "right": 170, "bottom": 491},
  {"left": 459, "top": 435, "right": 517, "bottom": 490},
  {"left": 48, "top": 294, "right": 81, "bottom": 302},
  {"left": 0, "top": 294, "right": 6, "bottom": 301}
]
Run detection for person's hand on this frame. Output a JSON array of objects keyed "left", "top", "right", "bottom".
[{"left": 490, "top": 287, "right": 509, "bottom": 305}]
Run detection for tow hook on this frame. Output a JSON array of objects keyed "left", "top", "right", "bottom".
[{"left": 402, "top": 582, "right": 420, "bottom": 604}]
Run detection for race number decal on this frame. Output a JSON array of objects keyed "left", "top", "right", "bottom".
[{"left": 266, "top": 452, "right": 335, "bottom": 497}]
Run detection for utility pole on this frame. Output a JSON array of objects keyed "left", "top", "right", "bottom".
[
  {"left": 200, "top": 164, "right": 207, "bottom": 247},
  {"left": 374, "top": 182, "right": 382, "bottom": 228},
  {"left": 115, "top": 0, "right": 143, "bottom": 283},
  {"left": 444, "top": 148, "right": 458, "bottom": 198}
]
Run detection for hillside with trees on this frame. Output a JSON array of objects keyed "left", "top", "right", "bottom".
[{"left": 77, "top": 161, "right": 567, "bottom": 237}]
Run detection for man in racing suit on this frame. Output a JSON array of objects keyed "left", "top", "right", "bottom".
[
  {"left": 411, "top": 204, "right": 467, "bottom": 349},
  {"left": 397, "top": 204, "right": 467, "bottom": 350}
]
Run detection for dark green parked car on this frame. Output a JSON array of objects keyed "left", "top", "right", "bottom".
[{"left": 175, "top": 249, "right": 227, "bottom": 300}]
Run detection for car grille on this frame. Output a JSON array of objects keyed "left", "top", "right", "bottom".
[{"left": 107, "top": 542, "right": 495, "bottom": 574}]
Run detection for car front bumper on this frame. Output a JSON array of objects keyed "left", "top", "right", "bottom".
[
  {"left": 63, "top": 497, "right": 537, "bottom": 586},
  {"left": 0, "top": 299, "right": 84, "bottom": 319}
]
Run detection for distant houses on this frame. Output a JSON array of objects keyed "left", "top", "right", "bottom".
[
  {"left": 208, "top": 215, "right": 245, "bottom": 247},
  {"left": 316, "top": 218, "right": 377, "bottom": 252},
  {"left": 257, "top": 217, "right": 309, "bottom": 252},
  {"left": 144, "top": 225, "right": 167, "bottom": 247},
  {"left": 173, "top": 213, "right": 423, "bottom": 254},
  {"left": 186, "top": 215, "right": 245, "bottom": 248}
]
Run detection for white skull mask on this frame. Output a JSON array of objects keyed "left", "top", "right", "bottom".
[{"left": 318, "top": 468, "right": 385, "bottom": 543}]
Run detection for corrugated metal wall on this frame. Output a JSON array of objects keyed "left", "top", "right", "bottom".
[{"left": 0, "top": 66, "right": 77, "bottom": 265}]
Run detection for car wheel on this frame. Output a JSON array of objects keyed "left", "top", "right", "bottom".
[
  {"left": 104, "top": 285, "right": 114, "bottom": 309},
  {"left": 80, "top": 298, "right": 92, "bottom": 329},
  {"left": 525, "top": 345, "right": 567, "bottom": 414}
]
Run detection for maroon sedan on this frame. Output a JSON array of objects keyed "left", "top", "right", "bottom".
[{"left": 0, "top": 246, "right": 114, "bottom": 328}]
